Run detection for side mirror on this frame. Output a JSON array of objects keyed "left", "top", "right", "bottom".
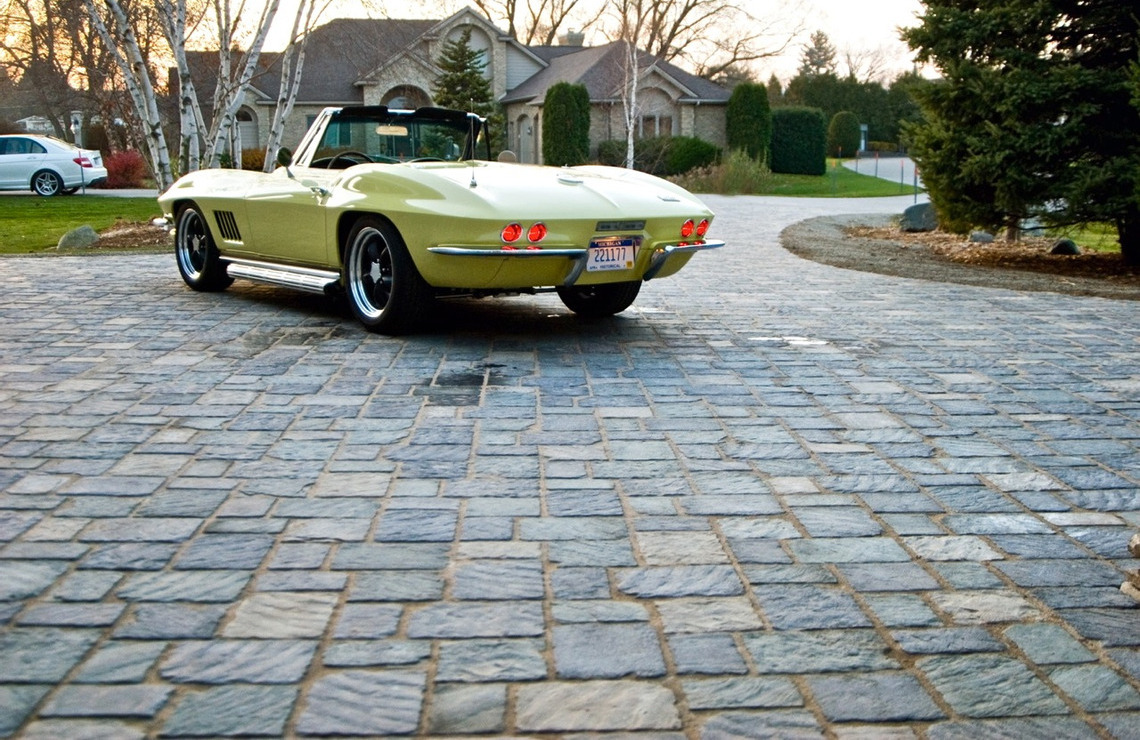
[{"left": 276, "top": 147, "right": 294, "bottom": 167}]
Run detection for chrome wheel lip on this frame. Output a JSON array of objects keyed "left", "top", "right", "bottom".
[{"left": 347, "top": 226, "right": 392, "bottom": 320}]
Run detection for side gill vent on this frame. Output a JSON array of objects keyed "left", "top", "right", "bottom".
[{"left": 213, "top": 211, "right": 242, "bottom": 242}]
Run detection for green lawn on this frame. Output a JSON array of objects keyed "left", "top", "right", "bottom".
[
  {"left": 1049, "top": 222, "right": 1119, "bottom": 253},
  {"left": 761, "top": 161, "right": 922, "bottom": 198},
  {"left": 673, "top": 154, "right": 924, "bottom": 198},
  {"left": 0, "top": 195, "right": 162, "bottom": 254}
]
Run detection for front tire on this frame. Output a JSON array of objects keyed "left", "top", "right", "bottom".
[
  {"left": 557, "top": 280, "right": 641, "bottom": 318},
  {"left": 32, "top": 170, "right": 62, "bottom": 196},
  {"left": 175, "top": 203, "right": 233, "bottom": 292},
  {"left": 343, "top": 217, "right": 433, "bottom": 334}
]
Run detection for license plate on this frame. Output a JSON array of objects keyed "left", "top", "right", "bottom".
[{"left": 587, "top": 238, "right": 635, "bottom": 272}]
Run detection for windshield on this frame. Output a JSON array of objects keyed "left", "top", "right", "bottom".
[{"left": 309, "top": 107, "right": 486, "bottom": 168}]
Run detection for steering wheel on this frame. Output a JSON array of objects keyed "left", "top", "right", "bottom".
[
  {"left": 408, "top": 157, "right": 444, "bottom": 163},
  {"left": 328, "top": 150, "right": 374, "bottom": 169}
]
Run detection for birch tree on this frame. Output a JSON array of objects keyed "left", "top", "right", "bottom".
[
  {"left": 262, "top": 0, "right": 331, "bottom": 171},
  {"left": 84, "top": 0, "right": 175, "bottom": 187},
  {"left": 608, "top": 0, "right": 648, "bottom": 169},
  {"left": 154, "top": 0, "right": 208, "bottom": 173},
  {"left": 202, "top": 0, "right": 280, "bottom": 166}
]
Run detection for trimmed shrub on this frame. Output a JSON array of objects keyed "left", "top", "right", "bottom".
[
  {"left": 770, "top": 107, "right": 827, "bottom": 175},
  {"left": 597, "top": 136, "right": 719, "bottom": 176},
  {"left": 726, "top": 82, "right": 771, "bottom": 162},
  {"left": 667, "top": 137, "right": 719, "bottom": 175},
  {"left": 241, "top": 148, "right": 266, "bottom": 171},
  {"left": 542, "top": 82, "right": 591, "bottom": 166},
  {"left": 103, "top": 150, "right": 149, "bottom": 188},
  {"left": 827, "top": 111, "right": 861, "bottom": 157}
]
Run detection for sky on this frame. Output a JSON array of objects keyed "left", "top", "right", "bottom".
[
  {"left": 270, "top": 0, "right": 927, "bottom": 82},
  {"left": 778, "top": 0, "right": 925, "bottom": 80}
]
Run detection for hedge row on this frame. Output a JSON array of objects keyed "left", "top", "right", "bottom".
[
  {"left": 770, "top": 107, "right": 827, "bottom": 176},
  {"left": 596, "top": 136, "right": 719, "bottom": 176}
]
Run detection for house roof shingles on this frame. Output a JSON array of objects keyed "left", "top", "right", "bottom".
[{"left": 185, "top": 17, "right": 729, "bottom": 110}]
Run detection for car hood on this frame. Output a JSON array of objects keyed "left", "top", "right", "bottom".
[{"left": 338, "top": 160, "right": 713, "bottom": 220}]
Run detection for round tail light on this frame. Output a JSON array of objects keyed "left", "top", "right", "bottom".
[
  {"left": 501, "top": 223, "right": 522, "bottom": 243},
  {"left": 680, "top": 219, "right": 695, "bottom": 238},
  {"left": 527, "top": 223, "right": 547, "bottom": 243},
  {"left": 696, "top": 219, "right": 709, "bottom": 236}
]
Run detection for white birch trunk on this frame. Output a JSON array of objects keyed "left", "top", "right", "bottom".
[
  {"left": 263, "top": 0, "right": 320, "bottom": 171},
  {"left": 85, "top": 0, "right": 174, "bottom": 189},
  {"left": 623, "top": 40, "right": 639, "bottom": 170},
  {"left": 206, "top": 0, "right": 281, "bottom": 166}
]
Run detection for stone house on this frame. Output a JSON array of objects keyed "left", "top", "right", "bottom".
[{"left": 192, "top": 7, "right": 729, "bottom": 164}]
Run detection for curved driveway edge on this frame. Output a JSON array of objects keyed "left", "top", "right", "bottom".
[{"left": 0, "top": 194, "right": 1138, "bottom": 738}]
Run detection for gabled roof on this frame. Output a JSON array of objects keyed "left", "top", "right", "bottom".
[
  {"left": 183, "top": 15, "right": 729, "bottom": 111},
  {"left": 501, "top": 41, "right": 731, "bottom": 106},
  {"left": 272, "top": 18, "right": 436, "bottom": 102}
]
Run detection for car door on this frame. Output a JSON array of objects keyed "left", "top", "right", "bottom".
[
  {"left": 0, "top": 136, "right": 49, "bottom": 189},
  {"left": 242, "top": 168, "right": 336, "bottom": 267},
  {"left": 0, "top": 137, "right": 47, "bottom": 189}
]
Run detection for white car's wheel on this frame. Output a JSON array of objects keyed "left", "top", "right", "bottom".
[
  {"left": 175, "top": 203, "right": 233, "bottom": 292},
  {"left": 32, "top": 170, "right": 62, "bottom": 196},
  {"left": 557, "top": 280, "right": 641, "bottom": 317},
  {"left": 343, "top": 217, "right": 433, "bottom": 334}
]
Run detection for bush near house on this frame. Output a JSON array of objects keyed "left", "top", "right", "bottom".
[
  {"left": 242, "top": 148, "right": 266, "bottom": 171},
  {"left": 542, "top": 83, "right": 591, "bottom": 166},
  {"left": 596, "top": 136, "right": 719, "bottom": 176},
  {"left": 770, "top": 107, "right": 827, "bottom": 176},
  {"left": 827, "top": 111, "right": 861, "bottom": 158},
  {"left": 726, "top": 82, "right": 771, "bottom": 163},
  {"left": 667, "top": 137, "right": 720, "bottom": 176},
  {"left": 102, "top": 150, "right": 149, "bottom": 188}
]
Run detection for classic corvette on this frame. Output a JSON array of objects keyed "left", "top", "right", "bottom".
[{"left": 158, "top": 105, "right": 723, "bottom": 333}]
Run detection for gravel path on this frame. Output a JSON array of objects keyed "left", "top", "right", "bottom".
[{"left": 782, "top": 212, "right": 1140, "bottom": 302}]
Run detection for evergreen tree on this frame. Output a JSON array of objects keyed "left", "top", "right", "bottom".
[
  {"left": 542, "top": 82, "right": 591, "bottom": 166},
  {"left": 904, "top": 0, "right": 1140, "bottom": 262},
  {"left": 798, "top": 31, "right": 837, "bottom": 77},
  {"left": 433, "top": 27, "right": 503, "bottom": 151},
  {"left": 725, "top": 82, "right": 771, "bottom": 162},
  {"left": 827, "top": 111, "right": 861, "bottom": 157},
  {"left": 766, "top": 74, "right": 783, "bottom": 107},
  {"left": 434, "top": 28, "right": 493, "bottom": 115}
]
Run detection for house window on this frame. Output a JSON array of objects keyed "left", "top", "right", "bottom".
[
  {"left": 640, "top": 115, "right": 673, "bottom": 138},
  {"left": 382, "top": 85, "right": 431, "bottom": 110}
]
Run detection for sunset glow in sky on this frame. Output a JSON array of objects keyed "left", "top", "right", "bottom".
[{"left": 271, "top": 0, "right": 927, "bottom": 81}]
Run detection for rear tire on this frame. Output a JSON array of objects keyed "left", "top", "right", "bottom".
[
  {"left": 32, "top": 170, "right": 62, "bottom": 196},
  {"left": 175, "top": 203, "right": 233, "bottom": 292},
  {"left": 557, "top": 280, "right": 641, "bottom": 317},
  {"left": 343, "top": 217, "right": 433, "bottom": 334}
]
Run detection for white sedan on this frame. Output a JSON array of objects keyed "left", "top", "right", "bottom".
[{"left": 0, "top": 134, "right": 108, "bottom": 196}]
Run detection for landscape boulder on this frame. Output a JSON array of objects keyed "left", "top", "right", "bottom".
[
  {"left": 1050, "top": 238, "right": 1080, "bottom": 255},
  {"left": 969, "top": 231, "right": 995, "bottom": 243},
  {"left": 57, "top": 225, "right": 99, "bottom": 249},
  {"left": 900, "top": 202, "right": 936, "bottom": 232}
]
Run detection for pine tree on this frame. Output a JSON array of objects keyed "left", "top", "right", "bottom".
[
  {"left": 904, "top": 0, "right": 1140, "bottom": 262},
  {"left": 798, "top": 31, "right": 837, "bottom": 77},
  {"left": 433, "top": 27, "right": 494, "bottom": 119},
  {"left": 433, "top": 27, "right": 503, "bottom": 152}
]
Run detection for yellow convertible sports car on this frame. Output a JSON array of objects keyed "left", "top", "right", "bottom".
[{"left": 158, "top": 105, "right": 723, "bottom": 334}]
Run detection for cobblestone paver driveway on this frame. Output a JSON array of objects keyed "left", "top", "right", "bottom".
[{"left": 1, "top": 194, "right": 1139, "bottom": 738}]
